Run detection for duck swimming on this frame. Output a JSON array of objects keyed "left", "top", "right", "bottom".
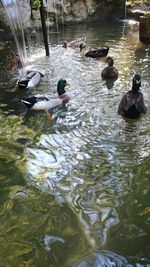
[
  {"left": 101, "top": 57, "right": 118, "bottom": 79},
  {"left": 21, "top": 79, "right": 70, "bottom": 120},
  {"left": 118, "top": 74, "right": 147, "bottom": 119},
  {"left": 17, "top": 70, "right": 44, "bottom": 89},
  {"left": 63, "top": 37, "right": 86, "bottom": 49},
  {"left": 80, "top": 43, "right": 109, "bottom": 58},
  {"left": 7, "top": 50, "right": 22, "bottom": 70}
]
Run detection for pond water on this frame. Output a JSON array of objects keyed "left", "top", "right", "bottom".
[{"left": 0, "top": 21, "right": 150, "bottom": 267}]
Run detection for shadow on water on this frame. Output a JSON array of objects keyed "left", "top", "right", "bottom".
[{"left": 0, "top": 19, "right": 150, "bottom": 267}]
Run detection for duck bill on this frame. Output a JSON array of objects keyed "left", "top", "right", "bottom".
[{"left": 65, "top": 82, "right": 70, "bottom": 87}]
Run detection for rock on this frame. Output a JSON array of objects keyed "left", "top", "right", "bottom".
[
  {"left": 0, "top": 0, "right": 125, "bottom": 28},
  {"left": 72, "top": 1, "right": 88, "bottom": 21}
]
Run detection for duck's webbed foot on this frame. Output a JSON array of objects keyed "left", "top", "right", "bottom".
[{"left": 45, "top": 109, "right": 52, "bottom": 121}]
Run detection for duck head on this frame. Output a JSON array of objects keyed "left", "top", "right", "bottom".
[
  {"left": 79, "top": 43, "right": 87, "bottom": 51},
  {"left": 132, "top": 74, "right": 141, "bottom": 92},
  {"left": 106, "top": 57, "right": 114, "bottom": 67},
  {"left": 63, "top": 41, "right": 67, "bottom": 48},
  {"left": 57, "top": 79, "right": 69, "bottom": 96}
]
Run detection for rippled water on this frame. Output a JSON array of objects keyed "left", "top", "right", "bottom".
[{"left": 0, "top": 21, "right": 150, "bottom": 267}]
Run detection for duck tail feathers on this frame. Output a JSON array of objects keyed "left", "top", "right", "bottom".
[
  {"left": 21, "top": 96, "right": 37, "bottom": 109},
  {"left": 21, "top": 99, "right": 31, "bottom": 105}
]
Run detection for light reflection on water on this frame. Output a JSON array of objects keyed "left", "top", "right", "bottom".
[{"left": 0, "top": 21, "right": 150, "bottom": 266}]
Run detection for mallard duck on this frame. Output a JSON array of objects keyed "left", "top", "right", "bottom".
[
  {"left": 7, "top": 50, "right": 22, "bottom": 70},
  {"left": 118, "top": 74, "right": 147, "bottom": 119},
  {"left": 80, "top": 43, "right": 109, "bottom": 58},
  {"left": 101, "top": 57, "right": 118, "bottom": 79},
  {"left": 17, "top": 70, "right": 44, "bottom": 89},
  {"left": 63, "top": 37, "right": 86, "bottom": 49},
  {"left": 21, "top": 79, "right": 70, "bottom": 120}
]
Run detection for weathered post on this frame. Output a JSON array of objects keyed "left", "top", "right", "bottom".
[
  {"left": 39, "top": 0, "right": 50, "bottom": 56},
  {"left": 139, "top": 15, "right": 150, "bottom": 44}
]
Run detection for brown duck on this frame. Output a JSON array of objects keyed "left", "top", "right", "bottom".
[
  {"left": 101, "top": 57, "right": 118, "bottom": 79},
  {"left": 118, "top": 74, "right": 147, "bottom": 119},
  {"left": 63, "top": 37, "right": 86, "bottom": 49}
]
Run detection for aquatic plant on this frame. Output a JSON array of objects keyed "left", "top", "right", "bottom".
[
  {"left": 143, "top": 11, "right": 150, "bottom": 17},
  {"left": 31, "top": 0, "right": 41, "bottom": 10}
]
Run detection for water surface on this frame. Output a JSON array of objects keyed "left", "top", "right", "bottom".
[{"left": 0, "top": 21, "right": 150, "bottom": 267}]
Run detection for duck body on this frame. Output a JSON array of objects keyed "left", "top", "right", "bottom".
[
  {"left": 101, "top": 57, "right": 118, "bottom": 79},
  {"left": 63, "top": 37, "right": 86, "bottom": 49},
  {"left": 22, "top": 93, "right": 69, "bottom": 111},
  {"left": 80, "top": 43, "right": 109, "bottom": 58},
  {"left": 17, "top": 70, "right": 43, "bottom": 89},
  {"left": 118, "top": 74, "right": 147, "bottom": 119},
  {"left": 21, "top": 79, "right": 70, "bottom": 119},
  {"left": 7, "top": 51, "right": 22, "bottom": 70}
]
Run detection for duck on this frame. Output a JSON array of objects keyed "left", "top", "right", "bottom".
[
  {"left": 118, "top": 74, "right": 147, "bottom": 119},
  {"left": 7, "top": 50, "right": 22, "bottom": 70},
  {"left": 63, "top": 37, "right": 86, "bottom": 49},
  {"left": 21, "top": 79, "right": 70, "bottom": 120},
  {"left": 101, "top": 57, "right": 118, "bottom": 79},
  {"left": 17, "top": 70, "right": 44, "bottom": 89},
  {"left": 79, "top": 43, "right": 109, "bottom": 58}
]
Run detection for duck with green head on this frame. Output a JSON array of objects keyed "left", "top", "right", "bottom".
[{"left": 21, "top": 79, "right": 70, "bottom": 120}]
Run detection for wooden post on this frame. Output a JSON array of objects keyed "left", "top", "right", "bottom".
[
  {"left": 40, "top": 0, "right": 50, "bottom": 56},
  {"left": 139, "top": 16, "right": 150, "bottom": 44}
]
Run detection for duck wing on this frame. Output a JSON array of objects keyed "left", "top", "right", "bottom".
[
  {"left": 17, "top": 71, "right": 42, "bottom": 89},
  {"left": 124, "top": 104, "right": 140, "bottom": 118},
  {"left": 21, "top": 96, "right": 37, "bottom": 108},
  {"left": 27, "top": 72, "right": 41, "bottom": 89},
  {"left": 32, "top": 98, "right": 63, "bottom": 111},
  {"left": 17, "top": 73, "right": 32, "bottom": 88},
  {"left": 118, "top": 91, "right": 146, "bottom": 118},
  {"left": 21, "top": 96, "right": 63, "bottom": 111}
]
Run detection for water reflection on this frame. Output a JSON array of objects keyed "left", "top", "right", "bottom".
[
  {"left": 0, "top": 21, "right": 150, "bottom": 266},
  {"left": 71, "top": 251, "right": 128, "bottom": 267}
]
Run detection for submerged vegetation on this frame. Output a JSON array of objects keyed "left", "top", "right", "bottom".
[
  {"left": 31, "top": 0, "right": 41, "bottom": 10},
  {"left": 143, "top": 11, "right": 150, "bottom": 17}
]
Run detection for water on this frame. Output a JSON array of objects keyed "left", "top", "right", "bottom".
[
  {"left": 1, "top": 0, "right": 27, "bottom": 64},
  {"left": 0, "top": 21, "right": 150, "bottom": 267}
]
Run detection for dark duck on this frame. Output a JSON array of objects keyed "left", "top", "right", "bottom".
[
  {"left": 118, "top": 74, "right": 147, "bottom": 119},
  {"left": 80, "top": 43, "right": 109, "bottom": 58},
  {"left": 21, "top": 79, "right": 70, "bottom": 120},
  {"left": 101, "top": 57, "right": 118, "bottom": 79}
]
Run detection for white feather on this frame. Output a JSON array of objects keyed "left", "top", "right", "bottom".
[
  {"left": 31, "top": 98, "right": 63, "bottom": 110},
  {"left": 27, "top": 73, "right": 41, "bottom": 89}
]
